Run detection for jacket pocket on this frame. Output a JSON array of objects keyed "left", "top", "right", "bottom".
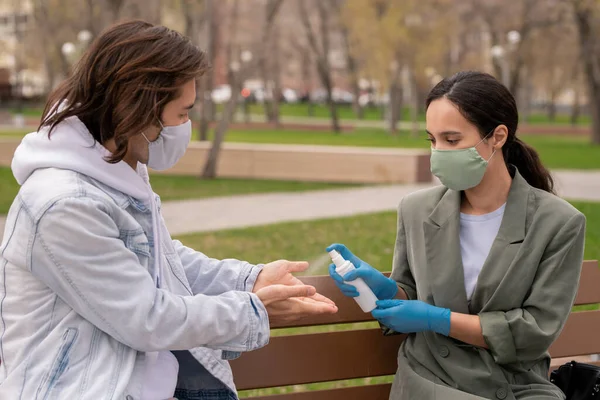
[{"left": 35, "top": 328, "right": 79, "bottom": 400}]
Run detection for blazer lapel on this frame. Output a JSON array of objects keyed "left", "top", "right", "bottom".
[
  {"left": 469, "top": 169, "right": 532, "bottom": 312},
  {"left": 424, "top": 188, "right": 470, "bottom": 314}
]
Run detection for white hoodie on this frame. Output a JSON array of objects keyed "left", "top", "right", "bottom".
[{"left": 13, "top": 116, "right": 178, "bottom": 399}]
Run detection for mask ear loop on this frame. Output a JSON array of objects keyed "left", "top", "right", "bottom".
[{"left": 482, "top": 127, "right": 498, "bottom": 162}]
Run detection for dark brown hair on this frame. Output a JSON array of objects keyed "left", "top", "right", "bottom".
[
  {"left": 39, "top": 20, "right": 208, "bottom": 163},
  {"left": 426, "top": 71, "right": 555, "bottom": 194}
]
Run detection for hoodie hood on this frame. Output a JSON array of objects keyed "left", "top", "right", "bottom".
[{"left": 12, "top": 116, "right": 151, "bottom": 202}]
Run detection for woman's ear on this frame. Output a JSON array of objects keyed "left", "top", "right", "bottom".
[{"left": 492, "top": 125, "right": 509, "bottom": 149}]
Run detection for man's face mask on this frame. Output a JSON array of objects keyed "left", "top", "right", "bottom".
[{"left": 142, "top": 119, "right": 192, "bottom": 171}]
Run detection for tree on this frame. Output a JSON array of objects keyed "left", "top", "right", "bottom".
[
  {"left": 298, "top": 0, "right": 341, "bottom": 134},
  {"left": 342, "top": 0, "right": 453, "bottom": 134},
  {"left": 198, "top": 0, "right": 217, "bottom": 141},
  {"left": 528, "top": 21, "right": 579, "bottom": 123},
  {"left": 570, "top": 0, "right": 600, "bottom": 144},
  {"left": 340, "top": 23, "right": 363, "bottom": 119},
  {"left": 475, "top": 0, "right": 564, "bottom": 96},
  {"left": 202, "top": 0, "right": 255, "bottom": 178},
  {"left": 258, "top": 0, "right": 284, "bottom": 125}
]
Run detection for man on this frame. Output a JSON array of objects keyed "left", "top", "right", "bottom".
[{"left": 0, "top": 20, "right": 336, "bottom": 400}]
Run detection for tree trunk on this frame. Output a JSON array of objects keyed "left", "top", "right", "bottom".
[
  {"left": 351, "top": 80, "right": 363, "bottom": 119},
  {"left": 308, "top": 101, "right": 315, "bottom": 117},
  {"left": 202, "top": 78, "right": 239, "bottom": 178},
  {"left": 259, "top": 0, "right": 283, "bottom": 123},
  {"left": 323, "top": 74, "right": 340, "bottom": 133},
  {"left": 271, "top": 22, "right": 282, "bottom": 127},
  {"left": 547, "top": 98, "right": 556, "bottom": 122},
  {"left": 341, "top": 26, "right": 363, "bottom": 120},
  {"left": 573, "top": 4, "right": 600, "bottom": 144},
  {"left": 571, "top": 86, "right": 581, "bottom": 126},
  {"left": 387, "top": 83, "right": 399, "bottom": 134},
  {"left": 409, "top": 69, "right": 420, "bottom": 138},
  {"left": 199, "top": 0, "right": 217, "bottom": 141}
]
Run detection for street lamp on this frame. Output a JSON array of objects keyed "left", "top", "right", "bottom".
[
  {"left": 61, "top": 42, "right": 76, "bottom": 58},
  {"left": 77, "top": 29, "right": 92, "bottom": 44},
  {"left": 507, "top": 30, "right": 521, "bottom": 46},
  {"left": 229, "top": 61, "right": 241, "bottom": 73},
  {"left": 490, "top": 31, "right": 521, "bottom": 88},
  {"left": 240, "top": 50, "right": 253, "bottom": 63},
  {"left": 491, "top": 45, "right": 508, "bottom": 87}
]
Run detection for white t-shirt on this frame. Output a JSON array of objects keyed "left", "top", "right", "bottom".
[
  {"left": 459, "top": 204, "right": 506, "bottom": 301},
  {"left": 141, "top": 350, "right": 180, "bottom": 400}
]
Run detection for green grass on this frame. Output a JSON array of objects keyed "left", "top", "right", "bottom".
[
  {"left": 4, "top": 127, "right": 600, "bottom": 170},
  {"left": 8, "top": 103, "right": 592, "bottom": 125},
  {"left": 0, "top": 128, "right": 32, "bottom": 138},
  {"left": 0, "top": 167, "right": 357, "bottom": 215},
  {"left": 0, "top": 168, "right": 20, "bottom": 215},
  {"left": 151, "top": 175, "right": 357, "bottom": 202},
  {"left": 175, "top": 201, "right": 600, "bottom": 274},
  {"left": 8, "top": 107, "right": 44, "bottom": 118},
  {"left": 215, "top": 128, "right": 600, "bottom": 170},
  {"left": 227, "top": 103, "right": 591, "bottom": 125}
]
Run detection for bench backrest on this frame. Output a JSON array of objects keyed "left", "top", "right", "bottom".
[{"left": 230, "top": 260, "right": 600, "bottom": 400}]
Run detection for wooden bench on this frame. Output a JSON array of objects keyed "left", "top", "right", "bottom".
[{"left": 231, "top": 260, "right": 600, "bottom": 399}]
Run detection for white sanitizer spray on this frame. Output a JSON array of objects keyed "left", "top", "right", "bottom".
[{"left": 329, "top": 250, "right": 379, "bottom": 312}]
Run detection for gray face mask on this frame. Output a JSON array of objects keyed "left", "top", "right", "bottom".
[
  {"left": 429, "top": 130, "right": 496, "bottom": 191},
  {"left": 142, "top": 120, "right": 192, "bottom": 171}
]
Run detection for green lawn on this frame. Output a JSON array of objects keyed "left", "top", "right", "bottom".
[
  {"left": 175, "top": 200, "right": 600, "bottom": 273},
  {"left": 150, "top": 175, "right": 356, "bottom": 202},
  {"left": 4, "top": 127, "right": 600, "bottom": 170},
  {"left": 223, "top": 103, "right": 591, "bottom": 125},
  {"left": 0, "top": 167, "right": 357, "bottom": 215},
  {"left": 17, "top": 103, "right": 589, "bottom": 125},
  {"left": 214, "top": 128, "right": 600, "bottom": 170}
]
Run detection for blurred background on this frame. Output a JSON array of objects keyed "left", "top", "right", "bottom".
[
  {"left": 0, "top": 0, "right": 600, "bottom": 396},
  {"left": 0, "top": 0, "right": 599, "bottom": 297}
]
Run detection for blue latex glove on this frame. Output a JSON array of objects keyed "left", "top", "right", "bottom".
[
  {"left": 372, "top": 299, "right": 451, "bottom": 336},
  {"left": 326, "top": 243, "right": 398, "bottom": 300}
]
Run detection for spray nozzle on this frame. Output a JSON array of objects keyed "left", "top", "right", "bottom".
[{"left": 329, "top": 250, "right": 346, "bottom": 268}]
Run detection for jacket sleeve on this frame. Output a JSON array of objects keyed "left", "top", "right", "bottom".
[
  {"left": 29, "top": 197, "right": 270, "bottom": 353},
  {"left": 479, "top": 212, "right": 586, "bottom": 365},
  {"left": 391, "top": 197, "right": 417, "bottom": 300},
  {"left": 172, "top": 239, "right": 263, "bottom": 296}
]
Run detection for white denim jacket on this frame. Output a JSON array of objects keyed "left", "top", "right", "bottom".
[{"left": 0, "top": 117, "right": 269, "bottom": 399}]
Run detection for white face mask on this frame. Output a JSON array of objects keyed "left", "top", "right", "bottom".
[{"left": 142, "top": 119, "right": 192, "bottom": 171}]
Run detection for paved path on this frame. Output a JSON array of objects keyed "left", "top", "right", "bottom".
[{"left": 1, "top": 170, "right": 599, "bottom": 239}]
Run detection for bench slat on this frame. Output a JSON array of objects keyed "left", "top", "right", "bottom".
[
  {"left": 244, "top": 383, "right": 392, "bottom": 400},
  {"left": 234, "top": 310, "right": 600, "bottom": 391},
  {"left": 550, "top": 310, "right": 600, "bottom": 358},
  {"left": 574, "top": 260, "right": 600, "bottom": 305},
  {"left": 230, "top": 329, "right": 405, "bottom": 390}
]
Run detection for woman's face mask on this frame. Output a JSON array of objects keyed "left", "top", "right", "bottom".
[
  {"left": 142, "top": 119, "right": 192, "bottom": 171},
  {"left": 430, "top": 130, "right": 497, "bottom": 191}
]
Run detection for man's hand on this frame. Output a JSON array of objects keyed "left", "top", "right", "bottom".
[{"left": 253, "top": 260, "right": 338, "bottom": 323}]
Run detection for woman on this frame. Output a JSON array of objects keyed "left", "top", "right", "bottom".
[
  {"left": 0, "top": 21, "right": 336, "bottom": 400},
  {"left": 329, "top": 71, "right": 585, "bottom": 399}
]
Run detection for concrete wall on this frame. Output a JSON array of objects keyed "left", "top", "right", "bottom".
[{"left": 0, "top": 139, "right": 432, "bottom": 184}]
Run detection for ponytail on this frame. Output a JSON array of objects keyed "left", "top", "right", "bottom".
[{"left": 503, "top": 137, "right": 555, "bottom": 194}]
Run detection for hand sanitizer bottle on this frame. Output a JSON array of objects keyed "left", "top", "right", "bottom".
[{"left": 329, "top": 250, "right": 378, "bottom": 312}]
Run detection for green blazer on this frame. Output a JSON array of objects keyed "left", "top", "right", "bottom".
[{"left": 387, "top": 169, "right": 586, "bottom": 400}]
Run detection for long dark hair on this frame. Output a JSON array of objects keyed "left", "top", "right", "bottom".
[
  {"left": 39, "top": 20, "right": 208, "bottom": 163},
  {"left": 425, "top": 71, "right": 554, "bottom": 194}
]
